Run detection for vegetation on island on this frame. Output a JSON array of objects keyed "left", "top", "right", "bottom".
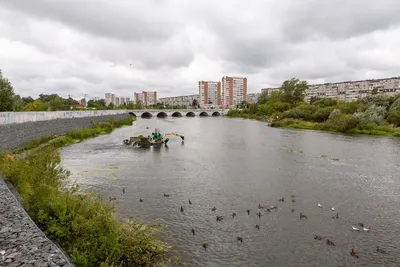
[
  {"left": 227, "top": 78, "right": 400, "bottom": 136},
  {"left": 0, "top": 116, "right": 179, "bottom": 267}
]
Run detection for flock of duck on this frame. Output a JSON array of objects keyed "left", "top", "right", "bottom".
[{"left": 117, "top": 189, "right": 389, "bottom": 261}]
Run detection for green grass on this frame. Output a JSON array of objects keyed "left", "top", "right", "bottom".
[{"left": 1, "top": 115, "right": 177, "bottom": 267}]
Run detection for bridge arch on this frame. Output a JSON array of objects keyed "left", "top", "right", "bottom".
[
  {"left": 199, "top": 111, "right": 209, "bottom": 117},
  {"left": 212, "top": 111, "right": 221, "bottom": 116},
  {"left": 157, "top": 112, "right": 168, "bottom": 118},
  {"left": 186, "top": 111, "right": 195, "bottom": 117},
  {"left": 128, "top": 112, "right": 137, "bottom": 117},
  {"left": 141, "top": 112, "right": 152, "bottom": 118},
  {"left": 172, "top": 111, "right": 182, "bottom": 117}
]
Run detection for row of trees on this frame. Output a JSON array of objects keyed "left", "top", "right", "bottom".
[
  {"left": 228, "top": 78, "right": 400, "bottom": 133},
  {"left": 0, "top": 70, "right": 198, "bottom": 112}
]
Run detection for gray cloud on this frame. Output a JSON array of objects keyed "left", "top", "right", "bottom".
[{"left": 0, "top": 0, "right": 400, "bottom": 100}]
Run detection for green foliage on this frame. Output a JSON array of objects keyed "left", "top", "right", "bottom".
[
  {"left": 387, "top": 110, "right": 400, "bottom": 126},
  {"left": 24, "top": 100, "right": 48, "bottom": 111},
  {"left": 0, "top": 70, "right": 15, "bottom": 111},
  {"left": 0, "top": 115, "right": 172, "bottom": 267},
  {"left": 279, "top": 78, "right": 309, "bottom": 104}
]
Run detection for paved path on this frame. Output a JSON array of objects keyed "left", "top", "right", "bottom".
[{"left": 0, "top": 178, "right": 73, "bottom": 266}]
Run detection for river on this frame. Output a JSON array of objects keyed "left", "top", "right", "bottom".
[{"left": 61, "top": 117, "right": 400, "bottom": 267}]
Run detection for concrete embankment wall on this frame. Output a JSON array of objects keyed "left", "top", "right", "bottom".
[{"left": 0, "top": 111, "right": 130, "bottom": 151}]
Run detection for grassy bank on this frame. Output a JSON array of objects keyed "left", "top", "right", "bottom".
[
  {"left": 0, "top": 116, "right": 178, "bottom": 267},
  {"left": 227, "top": 78, "right": 400, "bottom": 138}
]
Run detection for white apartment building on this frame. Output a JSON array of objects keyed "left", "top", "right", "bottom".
[
  {"left": 158, "top": 94, "right": 199, "bottom": 107},
  {"left": 105, "top": 93, "right": 131, "bottom": 106},
  {"left": 134, "top": 91, "right": 157, "bottom": 106},
  {"left": 105, "top": 93, "right": 115, "bottom": 106},
  {"left": 247, "top": 93, "right": 261, "bottom": 104},
  {"left": 222, "top": 76, "right": 247, "bottom": 106},
  {"left": 199, "top": 81, "right": 221, "bottom": 106}
]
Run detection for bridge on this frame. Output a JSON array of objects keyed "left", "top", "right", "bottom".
[{"left": 127, "top": 109, "right": 228, "bottom": 118}]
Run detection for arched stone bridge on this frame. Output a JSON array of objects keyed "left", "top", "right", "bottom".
[{"left": 127, "top": 109, "right": 228, "bottom": 118}]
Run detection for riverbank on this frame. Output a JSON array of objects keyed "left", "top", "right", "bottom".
[
  {"left": 269, "top": 118, "right": 400, "bottom": 137},
  {"left": 0, "top": 116, "right": 177, "bottom": 267}
]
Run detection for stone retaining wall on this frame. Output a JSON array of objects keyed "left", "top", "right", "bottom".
[
  {"left": 0, "top": 178, "right": 74, "bottom": 266},
  {"left": 0, "top": 113, "right": 130, "bottom": 151}
]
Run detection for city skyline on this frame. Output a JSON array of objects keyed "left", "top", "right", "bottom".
[{"left": 1, "top": 1, "right": 400, "bottom": 100}]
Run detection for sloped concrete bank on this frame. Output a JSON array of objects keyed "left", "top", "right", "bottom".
[
  {"left": 0, "top": 178, "right": 73, "bottom": 266},
  {"left": 0, "top": 113, "right": 130, "bottom": 151}
]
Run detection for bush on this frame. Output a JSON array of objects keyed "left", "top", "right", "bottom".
[
  {"left": 281, "top": 104, "right": 317, "bottom": 120},
  {"left": 312, "top": 98, "right": 337, "bottom": 107},
  {"left": 0, "top": 147, "right": 171, "bottom": 267},
  {"left": 387, "top": 110, "right": 400, "bottom": 126},
  {"left": 258, "top": 102, "right": 291, "bottom": 116},
  {"left": 353, "top": 104, "right": 387, "bottom": 125},
  {"left": 311, "top": 107, "right": 334, "bottom": 122},
  {"left": 325, "top": 114, "right": 360, "bottom": 133}
]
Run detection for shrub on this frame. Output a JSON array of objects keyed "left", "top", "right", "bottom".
[
  {"left": 387, "top": 110, "right": 400, "bottom": 126},
  {"left": 312, "top": 98, "right": 337, "bottom": 107},
  {"left": 325, "top": 114, "right": 360, "bottom": 133},
  {"left": 353, "top": 104, "right": 387, "bottom": 125},
  {"left": 281, "top": 104, "right": 316, "bottom": 120},
  {"left": 311, "top": 107, "right": 334, "bottom": 122}
]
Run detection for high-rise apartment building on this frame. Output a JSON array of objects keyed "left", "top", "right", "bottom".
[
  {"left": 221, "top": 76, "right": 247, "bottom": 106},
  {"left": 198, "top": 81, "right": 221, "bottom": 105},
  {"left": 134, "top": 91, "right": 157, "bottom": 106},
  {"left": 105, "top": 93, "right": 115, "bottom": 106}
]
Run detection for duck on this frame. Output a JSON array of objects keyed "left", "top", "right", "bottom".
[
  {"left": 139, "top": 199, "right": 143, "bottom": 202},
  {"left": 332, "top": 213, "right": 339, "bottom": 219},
  {"left": 189, "top": 200, "right": 192, "bottom": 205},
  {"left": 363, "top": 227, "right": 370, "bottom": 232},
  {"left": 352, "top": 226, "right": 360, "bottom": 231},
  {"left": 247, "top": 209, "right": 250, "bottom": 215},
  {"left": 350, "top": 248, "right": 359, "bottom": 258},
  {"left": 278, "top": 198, "right": 285, "bottom": 202},
  {"left": 202, "top": 243, "right": 207, "bottom": 251},
  {"left": 376, "top": 246, "right": 386, "bottom": 254},
  {"left": 255, "top": 224, "right": 260, "bottom": 230},
  {"left": 292, "top": 199, "right": 295, "bottom": 203},
  {"left": 358, "top": 222, "right": 364, "bottom": 227},
  {"left": 331, "top": 207, "right": 335, "bottom": 211},
  {"left": 291, "top": 195, "right": 296, "bottom": 198},
  {"left": 326, "top": 239, "right": 335, "bottom": 246},
  {"left": 314, "top": 235, "right": 323, "bottom": 241},
  {"left": 216, "top": 215, "right": 224, "bottom": 221},
  {"left": 109, "top": 197, "right": 117, "bottom": 201},
  {"left": 163, "top": 193, "right": 170, "bottom": 197},
  {"left": 318, "top": 203, "right": 322, "bottom": 208},
  {"left": 180, "top": 206, "right": 184, "bottom": 212},
  {"left": 191, "top": 228, "right": 195, "bottom": 236},
  {"left": 291, "top": 209, "right": 295, "bottom": 212},
  {"left": 258, "top": 204, "right": 263, "bottom": 209},
  {"left": 122, "top": 187, "right": 125, "bottom": 194},
  {"left": 232, "top": 212, "right": 236, "bottom": 218},
  {"left": 257, "top": 212, "right": 262, "bottom": 218},
  {"left": 211, "top": 207, "right": 217, "bottom": 212},
  {"left": 237, "top": 237, "right": 243, "bottom": 243},
  {"left": 265, "top": 208, "right": 271, "bottom": 212},
  {"left": 300, "top": 213, "right": 308, "bottom": 219}
]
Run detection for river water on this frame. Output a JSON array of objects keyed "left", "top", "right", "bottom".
[{"left": 61, "top": 117, "right": 400, "bottom": 267}]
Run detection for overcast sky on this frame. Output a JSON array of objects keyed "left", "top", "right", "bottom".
[{"left": 1, "top": 0, "right": 400, "bottom": 100}]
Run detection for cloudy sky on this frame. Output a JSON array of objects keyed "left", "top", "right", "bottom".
[{"left": 1, "top": 0, "right": 400, "bottom": 100}]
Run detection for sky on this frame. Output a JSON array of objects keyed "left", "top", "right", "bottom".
[{"left": 1, "top": 0, "right": 400, "bottom": 100}]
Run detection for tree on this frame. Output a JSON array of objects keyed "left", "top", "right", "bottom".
[
  {"left": 24, "top": 100, "right": 48, "bottom": 111},
  {"left": 280, "top": 78, "right": 308, "bottom": 104},
  {"left": 192, "top": 99, "right": 198, "bottom": 107},
  {"left": 13, "top": 95, "right": 25, "bottom": 111},
  {"left": 0, "top": 70, "right": 15, "bottom": 111},
  {"left": 107, "top": 103, "right": 114, "bottom": 110}
]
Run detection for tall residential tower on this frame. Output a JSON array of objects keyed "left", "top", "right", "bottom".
[
  {"left": 198, "top": 81, "right": 221, "bottom": 106},
  {"left": 221, "top": 76, "right": 247, "bottom": 106}
]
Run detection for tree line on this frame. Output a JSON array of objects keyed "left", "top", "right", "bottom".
[
  {"left": 0, "top": 70, "right": 196, "bottom": 112},
  {"left": 228, "top": 78, "right": 400, "bottom": 135}
]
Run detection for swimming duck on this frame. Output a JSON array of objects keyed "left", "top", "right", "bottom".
[
  {"left": 180, "top": 206, "right": 184, "bottom": 212},
  {"left": 216, "top": 215, "right": 224, "bottom": 221},
  {"left": 211, "top": 207, "right": 217, "bottom": 212},
  {"left": 109, "top": 197, "right": 117, "bottom": 201},
  {"left": 255, "top": 224, "right": 260, "bottom": 230},
  {"left": 352, "top": 226, "right": 360, "bottom": 231},
  {"left": 291, "top": 209, "right": 295, "bottom": 212},
  {"left": 122, "top": 187, "right": 125, "bottom": 194},
  {"left": 232, "top": 212, "right": 236, "bottom": 218},
  {"left": 278, "top": 198, "right": 285, "bottom": 202},
  {"left": 189, "top": 200, "right": 192, "bottom": 205},
  {"left": 257, "top": 212, "right": 262, "bottom": 218},
  {"left": 163, "top": 193, "right": 170, "bottom": 197},
  {"left": 363, "top": 227, "right": 370, "bottom": 232},
  {"left": 237, "top": 237, "right": 243, "bottom": 243},
  {"left": 358, "top": 222, "right": 364, "bottom": 227},
  {"left": 300, "top": 213, "right": 308, "bottom": 219},
  {"left": 139, "top": 199, "right": 143, "bottom": 202},
  {"left": 350, "top": 248, "right": 359, "bottom": 258},
  {"left": 247, "top": 209, "right": 250, "bottom": 215},
  {"left": 291, "top": 195, "right": 296, "bottom": 198},
  {"left": 258, "top": 204, "right": 263, "bottom": 209},
  {"left": 191, "top": 228, "right": 195, "bottom": 236},
  {"left": 292, "top": 199, "right": 295, "bottom": 203},
  {"left": 376, "top": 246, "right": 386, "bottom": 254},
  {"left": 331, "top": 207, "right": 335, "bottom": 211},
  {"left": 202, "top": 243, "right": 207, "bottom": 250},
  {"left": 318, "top": 203, "right": 322, "bottom": 208},
  {"left": 314, "top": 235, "right": 323, "bottom": 241},
  {"left": 326, "top": 239, "right": 335, "bottom": 246}
]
